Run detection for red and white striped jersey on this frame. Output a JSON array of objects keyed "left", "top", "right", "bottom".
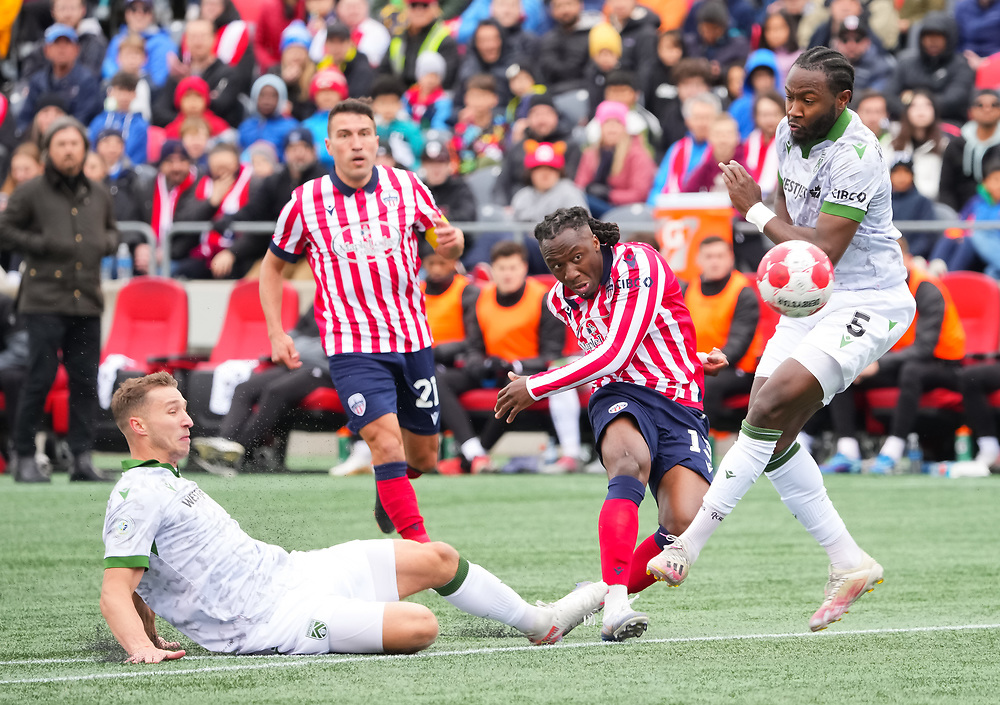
[
  {"left": 526, "top": 243, "right": 705, "bottom": 409},
  {"left": 271, "top": 166, "right": 442, "bottom": 355}
]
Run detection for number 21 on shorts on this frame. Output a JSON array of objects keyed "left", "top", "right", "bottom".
[{"left": 413, "top": 377, "right": 439, "bottom": 408}]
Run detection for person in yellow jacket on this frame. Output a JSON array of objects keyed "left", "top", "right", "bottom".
[
  {"left": 822, "top": 241, "right": 966, "bottom": 474},
  {"left": 683, "top": 235, "right": 762, "bottom": 432},
  {"left": 382, "top": 0, "right": 460, "bottom": 90}
]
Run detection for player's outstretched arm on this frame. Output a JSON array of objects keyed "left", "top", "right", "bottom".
[
  {"left": 698, "top": 347, "right": 729, "bottom": 376},
  {"left": 721, "top": 161, "right": 860, "bottom": 265},
  {"left": 131, "top": 592, "right": 182, "bottom": 651},
  {"left": 259, "top": 250, "right": 301, "bottom": 369},
  {"left": 100, "top": 567, "right": 186, "bottom": 663}
]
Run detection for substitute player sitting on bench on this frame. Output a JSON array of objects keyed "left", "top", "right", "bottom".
[{"left": 99, "top": 372, "right": 607, "bottom": 662}]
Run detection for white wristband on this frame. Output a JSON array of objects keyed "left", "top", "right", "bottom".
[{"left": 746, "top": 202, "right": 776, "bottom": 234}]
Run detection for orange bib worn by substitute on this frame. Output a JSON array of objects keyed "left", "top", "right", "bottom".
[
  {"left": 422, "top": 276, "right": 469, "bottom": 346},
  {"left": 684, "top": 270, "right": 764, "bottom": 373},
  {"left": 891, "top": 268, "right": 965, "bottom": 361},
  {"left": 476, "top": 279, "right": 548, "bottom": 362}
]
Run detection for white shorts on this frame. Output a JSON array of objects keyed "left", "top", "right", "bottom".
[
  {"left": 755, "top": 282, "right": 916, "bottom": 405},
  {"left": 242, "top": 539, "right": 399, "bottom": 655}
]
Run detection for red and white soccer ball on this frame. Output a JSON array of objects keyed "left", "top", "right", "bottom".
[{"left": 756, "top": 240, "right": 835, "bottom": 318}]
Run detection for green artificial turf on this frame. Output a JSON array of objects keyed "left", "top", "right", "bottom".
[{"left": 1, "top": 471, "right": 997, "bottom": 704}]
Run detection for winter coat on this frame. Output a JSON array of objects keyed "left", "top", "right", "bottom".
[
  {"left": 19, "top": 63, "right": 102, "bottom": 135},
  {"left": 954, "top": 0, "right": 1000, "bottom": 59},
  {"left": 575, "top": 135, "right": 658, "bottom": 206},
  {"left": 0, "top": 166, "right": 118, "bottom": 316},
  {"left": 103, "top": 24, "right": 177, "bottom": 88},
  {"left": 536, "top": 12, "right": 603, "bottom": 94}
]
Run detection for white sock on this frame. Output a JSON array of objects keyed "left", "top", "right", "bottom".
[
  {"left": 549, "top": 389, "right": 581, "bottom": 458},
  {"left": 439, "top": 561, "right": 536, "bottom": 633},
  {"left": 976, "top": 436, "right": 1000, "bottom": 465},
  {"left": 603, "top": 584, "right": 629, "bottom": 618},
  {"left": 836, "top": 436, "right": 861, "bottom": 460},
  {"left": 766, "top": 443, "right": 864, "bottom": 570},
  {"left": 879, "top": 435, "right": 905, "bottom": 461},
  {"left": 681, "top": 421, "right": 782, "bottom": 561},
  {"left": 461, "top": 438, "right": 488, "bottom": 462}
]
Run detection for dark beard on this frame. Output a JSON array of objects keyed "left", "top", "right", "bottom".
[{"left": 790, "top": 105, "right": 840, "bottom": 145}]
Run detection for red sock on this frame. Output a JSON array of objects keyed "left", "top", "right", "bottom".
[
  {"left": 627, "top": 533, "right": 662, "bottom": 593},
  {"left": 598, "top": 498, "right": 639, "bottom": 586},
  {"left": 377, "top": 476, "right": 430, "bottom": 542}
]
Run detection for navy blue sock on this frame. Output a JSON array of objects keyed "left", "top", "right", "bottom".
[{"left": 605, "top": 475, "right": 646, "bottom": 506}]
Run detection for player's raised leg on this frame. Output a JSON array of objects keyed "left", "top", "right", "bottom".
[
  {"left": 595, "top": 416, "right": 650, "bottom": 642},
  {"left": 391, "top": 540, "right": 608, "bottom": 647},
  {"left": 362, "top": 415, "right": 430, "bottom": 543}
]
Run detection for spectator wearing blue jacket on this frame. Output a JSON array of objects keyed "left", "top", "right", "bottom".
[
  {"left": 930, "top": 159, "right": 1000, "bottom": 275},
  {"left": 19, "top": 25, "right": 103, "bottom": 137},
  {"left": 727, "top": 49, "right": 777, "bottom": 139},
  {"left": 457, "top": 0, "right": 552, "bottom": 45},
  {"left": 955, "top": 0, "right": 1000, "bottom": 67},
  {"left": 890, "top": 156, "right": 938, "bottom": 260},
  {"left": 102, "top": 0, "right": 177, "bottom": 89},
  {"left": 238, "top": 75, "right": 300, "bottom": 156},
  {"left": 88, "top": 72, "right": 148, "bottom": 167}
]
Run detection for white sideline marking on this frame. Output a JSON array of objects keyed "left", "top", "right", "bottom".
[{"left": 3, "top": 622, "right": 998, "bottom": 685}]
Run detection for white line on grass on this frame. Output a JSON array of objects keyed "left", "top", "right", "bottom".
[{"left": 3, "top": 622, "right": 998, "bottom": 685}]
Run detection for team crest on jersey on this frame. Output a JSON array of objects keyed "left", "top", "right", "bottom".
[
  {"left": 582, "top": 320, "right": 605, "bottom": 352},
  {"left": 332, "top": 221, "right": 402, "bottom": 261},
  {"left": 608, "top": 402, "right": 628, "bottom": 414},
  {"left": 114, "top": 516, "right": 135, "bottom": 542},
  {"left": 306, "top": 619, "right": 328, "bottom": 640},
  {"left": 348, "top": 393, "right": 367, "bottom": 416},
  {"left": 380, "top": 188, "right": 400, "bottom": 209}
]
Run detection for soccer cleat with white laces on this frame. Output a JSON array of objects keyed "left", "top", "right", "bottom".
[
  {"left": 601, "top": 600, "right": 649, "bottom": 642},
  {"left": 645, "top": 535, "right": 692, "bottom": 586},
  {"left": 329, "top": 440, "right": 374, "bottom": 476},
  {"left": 524, "top": 581, "right": 608, "bottom": 645},
  {"left": 809, "top": 552, "right": 884, "bottom": 632},
  {"left": 193, "top": 437, "right": 245, "bottom": 465}
]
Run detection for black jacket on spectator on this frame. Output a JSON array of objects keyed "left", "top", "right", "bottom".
[
  {"left": 102, "top": 167, "right": 150, "bottom": 251},
  {"left": 429, "top": 174, "right": 477, "bottom": 222},
  {"left": 153, "top": 59, "right": 245, "bottom": 128},
  {"left": 209, "top": 160, "right": 329, "bottom": 275},
  {"left": 884, "top": 12, "right": 975, "bottom": 124},
  {"left": 615, "top": 6, "right": 659, "bottom": 87},
  {"left": 500, "top": 22, "right": 538, "bottom": 63},
  {"left": 494, "top": 126, "right": 582, "bottom": 205},
  {"left": 455, "top": 21, "right": 514, "bottom": 112},
  {"left": 537, "top": 12, "right": 602, "bottom": 94},
  {"left": 339, "top": 50, "right": 377, "bottom": 98},
  {"left": 938, "top": 132, "right": 1000, "bottom": 213},
  {"left": 643, "top": 62, "right": 685, "bottom": 159},
  {"left": 212, "top": 0, "right": 257, "bottom": 96},
  {"left": 0, "top": 165, "right": 118, "bottom": 316}
]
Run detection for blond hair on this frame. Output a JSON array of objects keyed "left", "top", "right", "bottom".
[{"left": 111, "top": 372, "right": 178, "bottom": 433}]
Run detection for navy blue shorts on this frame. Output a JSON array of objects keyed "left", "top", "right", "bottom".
[
  {"left": 589, "top": 382, "right": 714, "bottom": 496},
  {"left": 328, "top": 348, "right": 440, "bottom": 435}
]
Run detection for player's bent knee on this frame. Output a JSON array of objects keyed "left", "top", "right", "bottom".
[
  {"left": 426, "top": 541, "right": 460, "bottom": 582},
  {"left": 382, "top": 603, "right": 438, "bottom": 653}
]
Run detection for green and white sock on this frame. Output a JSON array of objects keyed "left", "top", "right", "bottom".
[{"left": 435, "top": 558, "right": 538, "bottom": 633}]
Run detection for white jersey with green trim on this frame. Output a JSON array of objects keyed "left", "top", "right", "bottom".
[
  {"left": 102, "top": 463, "right": 294, "bottom": 653},
  {"left": 775, "top": 108, "right": 906, "bottom": 291}
]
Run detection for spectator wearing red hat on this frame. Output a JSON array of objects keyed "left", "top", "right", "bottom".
[
  {"left": 301, "top": 68, "right": 349, "bottom": 166},
  {"left": 511, "top": 140, "right": 588, "bottom": 222},
  {"left": 155, "top": 19, "right": 244, "bottom": 128},
  {"left": 575, "top": 100, "right": 656, "bottom": 216},
  {"left": 163, "top": 76, "right": 233, "bottom": 139}
]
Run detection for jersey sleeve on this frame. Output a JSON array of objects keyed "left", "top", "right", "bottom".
[
  {"left": 410, "top": 172, "right": 445, "bottom": 246},
  {"left": 525, "top": 246, "right": 666, "bottom": 399},
  {"left": 820, "top": 139, "right": 886, "bottom": 223},
  {"left": 102, "top": 478, "right": 170, "bottom": 570},
  {"left": 269, "top": 186, "right": 307, "bottom": 263}
]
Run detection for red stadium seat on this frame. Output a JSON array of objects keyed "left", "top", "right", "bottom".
[
  {"left": 146, "top": 126, "right": 167, "bottom": 164},
  {"left": 940, "top": 271, "right": 1000, "bottom": 355}
]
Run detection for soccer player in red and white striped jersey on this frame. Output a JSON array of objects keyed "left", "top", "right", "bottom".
[
  {"left": 260, "top": 99, "right": 464, "bottom": 543},
  {"left": 495, "top": 208, "right": 728, "bottom": 642}
]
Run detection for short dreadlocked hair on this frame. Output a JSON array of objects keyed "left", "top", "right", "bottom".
[
  {"left": 792, "top": 46, "right": 854, "bottom": 97},
  {"left": 534, "top": 207, "right": 621, "bottom": 247}
]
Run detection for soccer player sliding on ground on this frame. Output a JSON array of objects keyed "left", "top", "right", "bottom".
[
  {"left": 99, "top": 373, "right": 607, "bottom": 663},
  {"left": 495, "top": 207, "right": 728, "bottom": 641},
  {"left": 646, "top": 46, "right": 917, "bottom": 631}
]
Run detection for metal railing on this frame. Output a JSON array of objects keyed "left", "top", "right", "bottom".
[{"left": 133, "top": 218, "right": 997, "bottom": 279}]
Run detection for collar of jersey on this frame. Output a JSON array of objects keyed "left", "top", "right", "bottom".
[
  {"left": 329, "top": 167, "right": 379, "bottom": 196},
  {"left": 121, "top": 458, "right": 180, "bottom": 477},
  {"left": 796, "top": 108, "right": 852, "bottom": 159}
]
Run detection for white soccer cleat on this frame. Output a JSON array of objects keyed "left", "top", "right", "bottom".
[
  {"left": 646, "top": 535, "right": 692, "bottom": 586},
  {"left": 329, "top": 440, "right": 374, "bottom": 476},
  {"left": 809, "top": 552, "right": 884, "bottom": 632},
  {"left": 601, "top": 600, "right": 649, "bottom": 642},
  {"left": 192, "top": 437, "right": 245, "bottom": 465},
  {"left": 525, "top": 581, "right": 608, "bottom": 645}
]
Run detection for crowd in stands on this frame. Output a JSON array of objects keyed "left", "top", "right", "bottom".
[{"left": 4, "top": 0, "right": 1000, "bottom": 474}]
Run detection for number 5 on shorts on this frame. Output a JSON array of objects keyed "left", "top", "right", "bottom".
[{"left": 414, "top": 377, "right": 439, "bottom": 408}]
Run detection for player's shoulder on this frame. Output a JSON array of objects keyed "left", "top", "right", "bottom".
[
  {"left": 829, "top": 110, "right": 885, "bottom": 162},
  {"left": 293, "top": 174, "right": 329, "bottom": 199},
  {"left": 612, "top": 242, "right": 663, "bottom": 272},
  {"left": 113, "top": 465, "right": 185, "bottom": 501}
]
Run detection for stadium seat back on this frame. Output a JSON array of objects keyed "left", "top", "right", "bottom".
[
  {"left": 103, "top": 277, "right": 189, "bottom": 364},
  {"left": 209, "top": 280, "right": 300, "bottom": 364},
  {"left": 941, "top": 271, "right": 1000, "bottom": 355}
]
